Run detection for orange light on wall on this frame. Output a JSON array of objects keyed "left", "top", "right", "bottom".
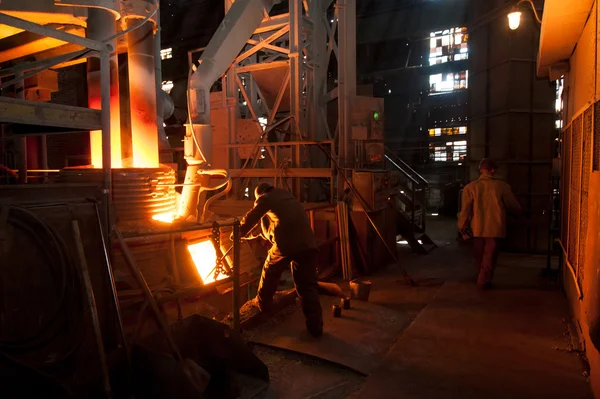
[
  {"left": 89, "top": 94, "right": 122, "bottom": 168},
  {"left": 187, "top": 240, "right": 228, "bottom": 284}
]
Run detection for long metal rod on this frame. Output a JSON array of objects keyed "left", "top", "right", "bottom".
[
  {"left": 15, "top": 72, "right": 26, "bottom": 184},
  {"left": 71, "top": 220, "right": 112, "bottom": 399},
  {"left": 516, "top": 0, "right": 542, "bottom": 24},
  {"left": 99, "top": 49, "right": 112, "bottom": 234},
  {"left": 0, "top": 13, "right": 107, "bottom": 51},
  {"left": 92, "top": 201, "right": 129, "bottom": 357},
  {"left": 113, "top": 227, "right": 186, "bottom": 364},
  {"left": 233, "top": 220, "right": 241, "bottom": 332},
  {"left": 0, "top": 49, "right": 94, "bottom": 86}
]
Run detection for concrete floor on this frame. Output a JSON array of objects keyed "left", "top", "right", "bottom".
[{"left": 250, "top": 218, "right": 592, "bottom": 399}]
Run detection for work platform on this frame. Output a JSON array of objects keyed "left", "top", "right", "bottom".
[{"left": 247, "top": 219, "right": 592, "bottom": 399}]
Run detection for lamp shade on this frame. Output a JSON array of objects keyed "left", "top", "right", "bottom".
[{"left": 508, "top": 11, "right": 522, "bottom": 30}]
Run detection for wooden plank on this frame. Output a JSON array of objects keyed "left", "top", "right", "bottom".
[{"left": 0, "top": 96, "right": 102, "bottom": 130}]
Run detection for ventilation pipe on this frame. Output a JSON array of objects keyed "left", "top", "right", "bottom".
[{"left": 179, "top": 0, "right": 280, "bottom": 220}]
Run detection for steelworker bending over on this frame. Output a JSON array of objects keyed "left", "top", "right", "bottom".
[
  {"left": 458, "top": 159, "right": 521, "bottom": 289},
  {"left": 238, "top": 183, "right": 323, "bottom": 337}
]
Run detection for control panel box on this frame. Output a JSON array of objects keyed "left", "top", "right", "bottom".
[{"left": 351, "top": 170, "right": 391, "bottom": 212}]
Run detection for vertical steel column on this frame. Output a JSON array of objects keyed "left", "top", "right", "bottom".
[
  {"left": 290, "top": 0, "right": 304, "bottom": 199},
  {"left": 225, "top": 0, "right": 239, "bottom": 195},
  {"left": 15, "top": 72, "right": 26, "bottom": 183},
  {"left": 87, "top": 8, "right": 121, "bottom": 168},
  {"left": 126, "top": 20, "right": 159, "bottom": 168},
  {"left": 233, "top": 220, "right": 241, "bottom": 332},
  {"left": 337, "top": 0, "right": 356, "bottom": 169},
  {"left": 289, "top": 0, "right": 303, "bottom": 136},
  {"left": 40, "top": 135, "right": 48, "bottom": 182},
  {"left": 100, "top": 48, "right": 113, "bottom": 235},
  {"left": 154, "top": 8, "right": 169, "bottom": 152}
]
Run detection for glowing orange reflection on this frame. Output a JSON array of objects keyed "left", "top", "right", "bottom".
[
  {"left": 89, "top": 87, "right": 122, "bottom": 168},
  {"left": 151, "top": 212, "right": 177, "bottom": 223},
  {"left": 187, "top": 240, "right": 227, "bottom": 284}
]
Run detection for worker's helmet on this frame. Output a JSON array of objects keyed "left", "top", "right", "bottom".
[
  {"left": 254, "top": 182, "right": 273, "bottom": 199},
  {"left": 479, "top": 158, "right": 497, "bottom": 172}
]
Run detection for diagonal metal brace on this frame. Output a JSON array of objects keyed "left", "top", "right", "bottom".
[{"left": 0, "top": 12, "right": 110, "bottom": 52}]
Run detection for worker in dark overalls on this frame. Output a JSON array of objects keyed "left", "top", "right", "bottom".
[{"left": 239, "top": 183, "right": 323, "bottom": 337}]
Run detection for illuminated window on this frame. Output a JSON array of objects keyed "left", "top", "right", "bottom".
[
  {"left": 428, "top": 126, "right": 467, "bottom": 137},
  {"left": 555, "top": 77, "right": 564, "bottom": 131},
  {"left": 429, "top": 71, "right": 468, "bottom": 94},
  {"left": 161, "top": 80, "right": 174, "bottom": 94},
  {"left": 429, "top": 27, "right": 468, "bottom": 66},
  {"left": 160, "top": 48, "right": 173, "bottom": 60},
  {"left": 429, "top": 140, "right": 468, "bottom": 162}
]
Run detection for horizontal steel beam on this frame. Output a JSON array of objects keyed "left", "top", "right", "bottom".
[
  {"left": 0, "top": 96, "right": 102, "bottom": 130},
  {"left": 235, "top": 60, "right": 289, "bottom": 73},
  {"left": 255, "top": 13, "right": 290, "bottom": 34},
  {"left": 0, "top": 13, "right": 108, "bottom": 51},
  {"left": 225, "top": 140, "right": 333, "bottom": 148},
  {"left": 229, "top": 168, "right": 333, "bottom": 178}
]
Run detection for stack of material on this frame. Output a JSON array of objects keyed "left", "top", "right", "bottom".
[{"left": 336, "top": 201, "right": 353, "bottom": 280}]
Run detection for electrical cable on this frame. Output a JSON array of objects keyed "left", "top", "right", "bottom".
[{"left": 0, "top": 206, "right": 84, "bottom": 365}]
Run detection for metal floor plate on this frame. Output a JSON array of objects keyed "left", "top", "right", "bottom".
[{"left": 249, "top": 296, "right": 411, "bottom": 375}]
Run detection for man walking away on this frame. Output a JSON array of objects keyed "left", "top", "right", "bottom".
[
  {"left": 239, "top": 183, "right": 323, "bottom": 337},
  {"left": 458, "top": 159, "right": 521, "bottom": 289}
]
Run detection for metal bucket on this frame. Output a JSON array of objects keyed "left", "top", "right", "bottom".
[{"left": 349, "top": 279, "right": 372, "bottom": 301}]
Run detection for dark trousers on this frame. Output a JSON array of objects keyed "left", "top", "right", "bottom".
[
  {"left": 257, "top": 248, "right": 323, "bottom": 326},
  {"left": 473, "top": 237, "right": 501, "bottom": 285}
]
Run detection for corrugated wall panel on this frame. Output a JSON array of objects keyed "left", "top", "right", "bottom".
[{"left": 579, "top": 107, "right": 593, "bottom": 289}]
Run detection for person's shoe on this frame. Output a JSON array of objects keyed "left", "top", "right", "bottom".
[
  {"left": 477, "top": 282, "right": 493, "bottom": 291},
  {"left": 306, "top": 316, "right": 323, "bottom": 338}
]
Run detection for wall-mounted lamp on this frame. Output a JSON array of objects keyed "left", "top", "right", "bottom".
[{"left": 508, "top": 0, "right": 542, "bottom": 30}]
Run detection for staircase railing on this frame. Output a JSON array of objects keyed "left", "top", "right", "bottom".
[{"left": 385, "top": 147, "right": 429, "bottom": 233}]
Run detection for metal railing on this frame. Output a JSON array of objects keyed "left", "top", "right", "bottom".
[{"left": 385, "top": 147, "right": 429, "bottom": 232}]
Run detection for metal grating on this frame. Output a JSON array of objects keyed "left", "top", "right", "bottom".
[
  {"left": 578, "top": 107, "right": 593, "bottom": 288},
  {"left": 568, "top": 115, "right": 583, "bottom": 269},
  {"left": 595, "top": 102, "right": 600, "bottom": 171}
]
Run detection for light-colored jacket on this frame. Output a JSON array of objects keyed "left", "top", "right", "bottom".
[
  {"left": 458, "top": 174, "right": 521, "bottom": 238},
  {"left": 240, "top": 188, "right": 317, "bottom": 256}
]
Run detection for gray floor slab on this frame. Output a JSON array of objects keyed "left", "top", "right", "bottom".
[{"left": 354, "top": 279, "right": 591, "bottom": 399}]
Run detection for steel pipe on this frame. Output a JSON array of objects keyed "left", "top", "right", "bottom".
[
  {"left": 126, "top": 20, "right": 159, "bottom": 168},
  {"left": 87, "top": 8, "right": 122, "bottom": 168}
]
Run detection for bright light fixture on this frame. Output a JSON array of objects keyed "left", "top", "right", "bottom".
[{"left": 508, "top": 11, "right": 522, "bottom": 30}]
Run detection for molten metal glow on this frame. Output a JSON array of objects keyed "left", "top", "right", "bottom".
[
  {"left": 152, "top": 212, "right": 177, "bottom": 223},
  {"left": 187, "top": 240, "right": 227, "bottom": 284}
]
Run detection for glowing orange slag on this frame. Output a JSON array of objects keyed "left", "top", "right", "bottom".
[{"left": 187, "top": 240, "right": 227, "bottom": 285}]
